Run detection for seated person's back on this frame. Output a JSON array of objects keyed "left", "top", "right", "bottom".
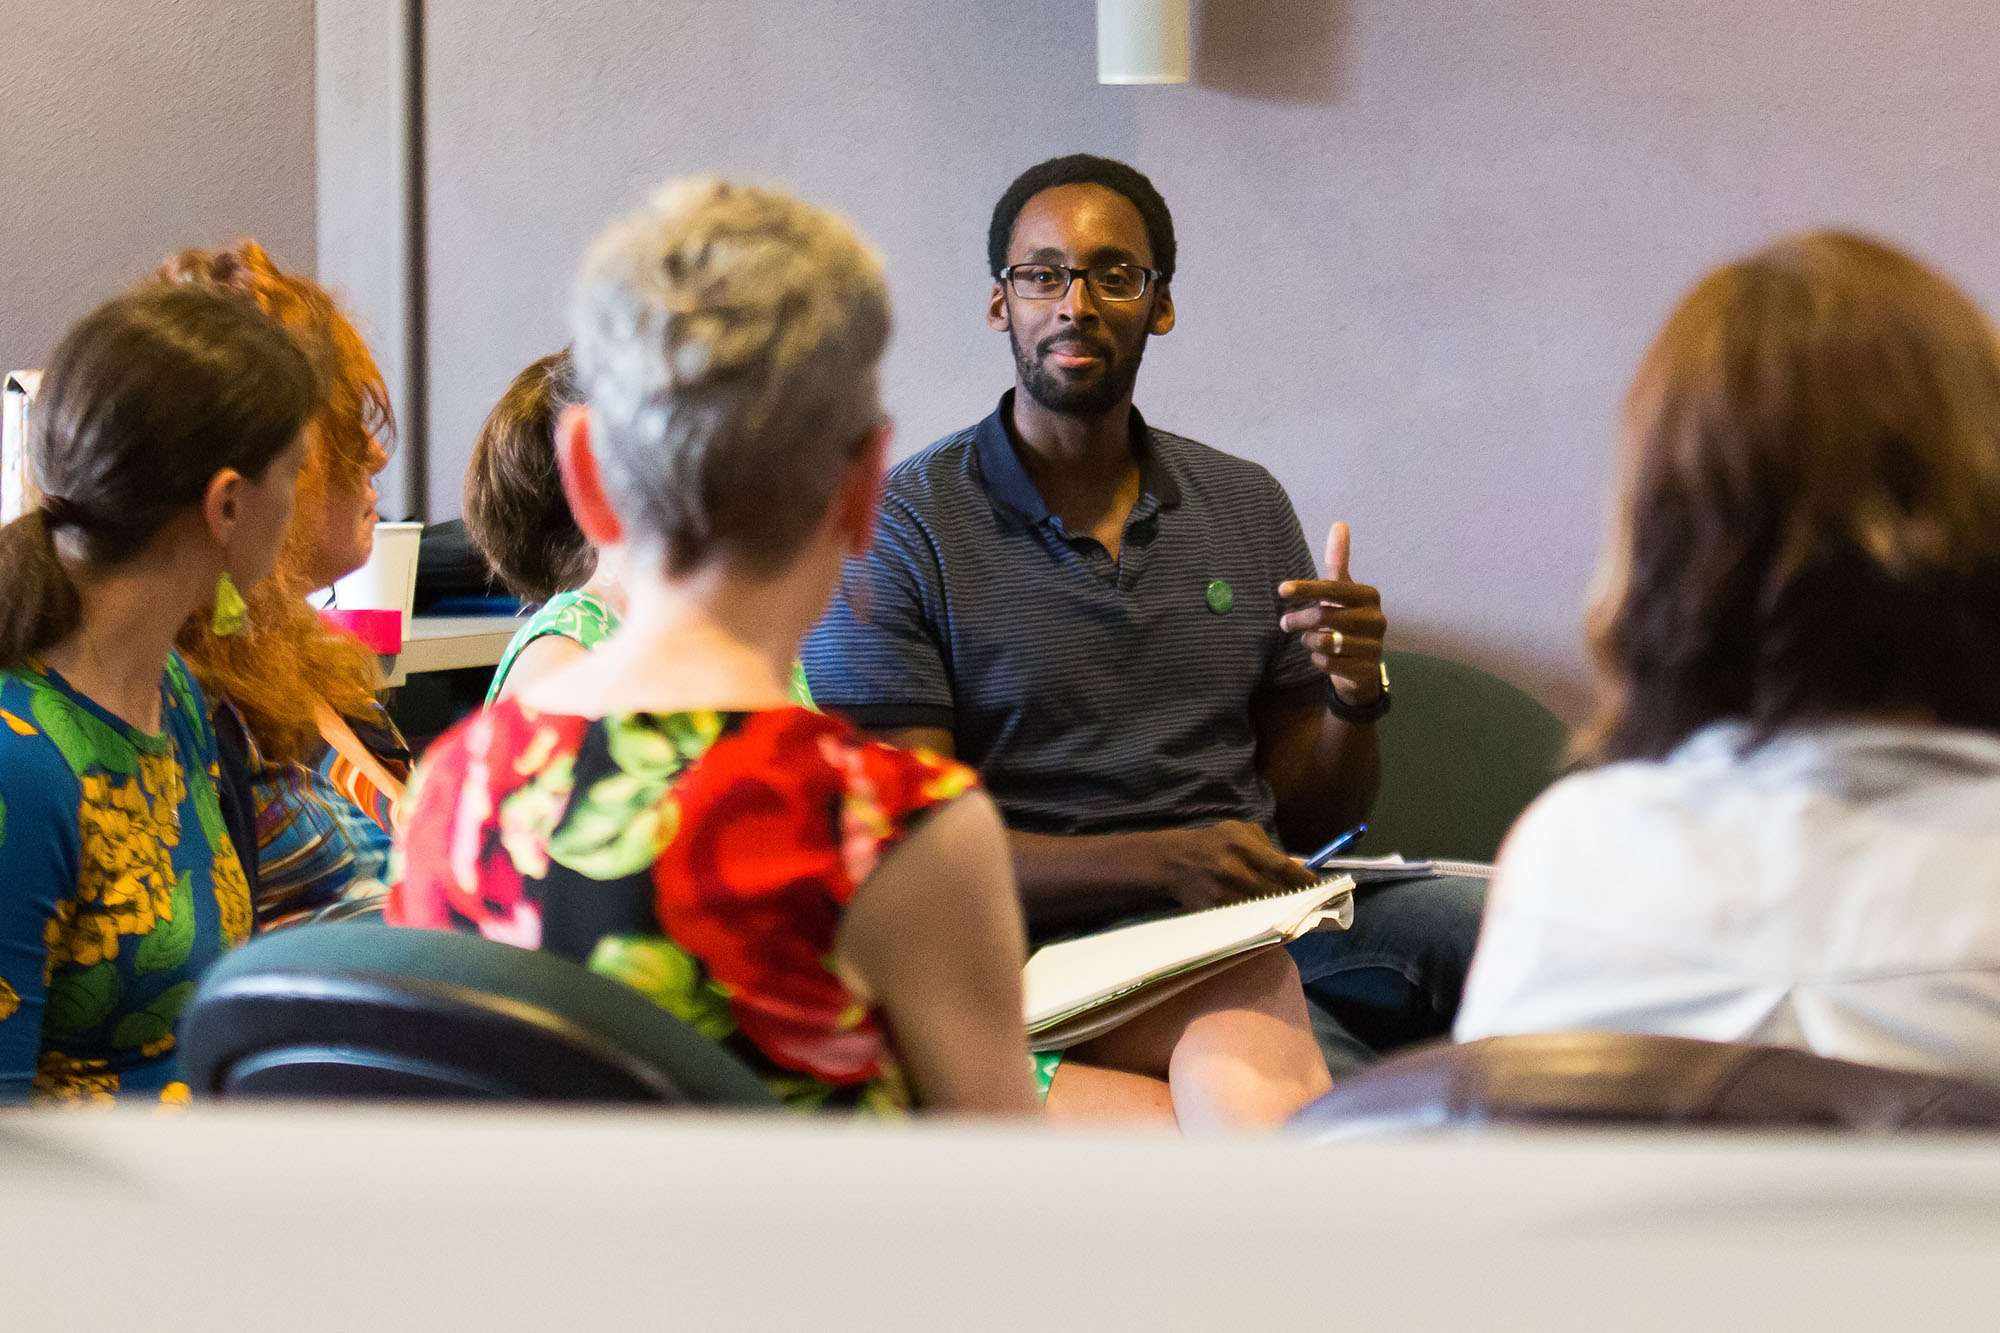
[
  {"left": 1457, "top": 231, "right": 2000, "bottom": 1079},
  {"left": 391, "top": 178, "right": 1038, "bottom": 1115},
  {"left": 394, "top": 700, "right": 985, "bottom": 1110},
  {"left": 1463, "top": 722, "right": 2000, "bottom": 1073}
]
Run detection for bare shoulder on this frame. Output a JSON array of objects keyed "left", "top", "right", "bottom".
[
  {"left": 838, "top": 787, "right": 1025, "bottom": 1012},
  {"left": 494, "top": 633, "right": 591, "bottom": 703}
]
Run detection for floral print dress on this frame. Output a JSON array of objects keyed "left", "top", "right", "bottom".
[
  {"left": 388, "top": 701, "right": 976, "bottom": 1111},
  {"left": 0, "top": 654, "right": 254, "bottom": 1105},
  {"left": 484, "top": 590, "right": 619, "bottom": 706}
]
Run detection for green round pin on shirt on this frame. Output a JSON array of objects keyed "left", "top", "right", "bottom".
[{"left": 1205, "top": 579, "right": 1234, "bottom": 615}]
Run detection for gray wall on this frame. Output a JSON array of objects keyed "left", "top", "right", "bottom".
[
  {"left": 0, "top": 1, "right": 318, "bottom": 372},
  {"left": 416, "top": 0, "right": 2000, "bottom": 716},
  {"left": 317, "top": 0, "right": 422, "bottom": 519}
]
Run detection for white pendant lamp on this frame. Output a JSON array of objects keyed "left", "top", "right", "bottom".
[{"left": 1097, "top": 0, "right": 1190, "bottom": 85}]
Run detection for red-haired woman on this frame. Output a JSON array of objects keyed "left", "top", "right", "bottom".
[{"left": 164, "top": 243, "right": 410, "bottom": 929}]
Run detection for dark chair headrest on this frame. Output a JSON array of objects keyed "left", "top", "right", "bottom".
[
  {"left": 1292, "top": 1033, "right": 2000, "bottom": 1139},
  {"left": 183, "top": 923, "right": 775, "bottom": 1106}
]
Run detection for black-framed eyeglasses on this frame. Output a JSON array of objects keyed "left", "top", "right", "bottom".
[{"left": 1000, "top": 263, "right": 1160, "bottom": 303}]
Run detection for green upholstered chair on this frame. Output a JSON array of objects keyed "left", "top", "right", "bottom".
[{"left": 1358, "top": 649, "right": 1570, "bottom": 863}]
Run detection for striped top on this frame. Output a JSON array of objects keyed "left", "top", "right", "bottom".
[{"left": 802, "top": 391, "right": 1322, "bottom": 844}]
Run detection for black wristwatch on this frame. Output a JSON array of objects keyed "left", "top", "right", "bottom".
[{"left": 1326, "top": 661, "right": 1392, "bottom": 725}]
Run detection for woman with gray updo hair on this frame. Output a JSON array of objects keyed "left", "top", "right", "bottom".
[
  {"left": 571, "top": 176, "right": 894, "bottom": 578},
  {"left": 394, "top": 180, "right": 1040, "bottom": 1115}
]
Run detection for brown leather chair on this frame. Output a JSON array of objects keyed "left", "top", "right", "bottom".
[{"left": 1290, "top": 1032, "right": 2000, "bottom": 1139}]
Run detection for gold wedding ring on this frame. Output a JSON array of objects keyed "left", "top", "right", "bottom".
[{"left": 1330, "top": 629, "right": 1344, "bottom": 656}]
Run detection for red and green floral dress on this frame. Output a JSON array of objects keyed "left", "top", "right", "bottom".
[{"left": 387, "top": 701, "right": 977, "bottom": 1112}]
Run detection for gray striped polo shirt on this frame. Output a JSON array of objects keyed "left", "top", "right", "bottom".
[{"left": 802, "top": 391, "right": 1324, "bottom": 839}]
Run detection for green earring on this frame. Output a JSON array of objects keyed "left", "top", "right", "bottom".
[{"left": 212, "top": 572, "right": 248, "bottom": 637}]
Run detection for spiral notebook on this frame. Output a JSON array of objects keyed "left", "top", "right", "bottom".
[
  {"left": 1313, "top": 854, "right": 1495, "bottom": 885},
  {"left": 1022, "top": 877, "right": 1355, "bottom": 1052}
]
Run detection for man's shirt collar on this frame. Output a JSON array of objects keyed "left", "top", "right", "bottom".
[{"left": 973, "top": 389, "right": 1183, "bottom": 526}]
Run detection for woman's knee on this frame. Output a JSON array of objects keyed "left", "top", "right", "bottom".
[
  {"left": 1251, "top": 947, "right": 1304, "bottom": 989},
  {"left": 1200, "top": 948, "right": 1311, "bottom": 1020}
]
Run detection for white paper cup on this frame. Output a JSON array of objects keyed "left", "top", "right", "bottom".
[
  {"left": 332, "top": 520, "right": 424, "bottom": 624},
  {"left": 1097, "top": 0, "right": 1190, "bottom": 84}
]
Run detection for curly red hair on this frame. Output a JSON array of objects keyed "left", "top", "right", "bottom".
[{"left": 162, "top": 241, "right": 397, "bottom": 764}]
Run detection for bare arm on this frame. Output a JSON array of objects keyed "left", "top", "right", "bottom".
[
  {"left": 833, "top": 790, "right": 1041, "bottom": 1116},
  {"left": 882, "top": 727, "right": 1314, "bottom": 935},
  {"left": 1262, "top": 520, "right": 1386, "bottom": 852},
  {"left": 1255, "top": 696, "right": 1378, "bottom": 853}
]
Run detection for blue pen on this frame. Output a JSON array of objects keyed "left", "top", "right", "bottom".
[{"left": 1304, "top": 823, "right": 1367, "bottom": 871}]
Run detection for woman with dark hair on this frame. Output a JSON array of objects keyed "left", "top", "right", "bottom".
[
  {"left": 1457, "top": 232, "right": 2000, "bottom": 1076},
  {"left": 0, "top": 285, "right": 318, "bottom": 1104},
  {"left": 462, "top": 349, "right": 623, "bottom": 703},
  {"left": 164, "top": 242, "right": 411, "bottom": 929}
]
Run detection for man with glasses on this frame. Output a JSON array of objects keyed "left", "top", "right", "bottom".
[{"left": 804, "top": 154, "right": 1482, "bottom": 1077}]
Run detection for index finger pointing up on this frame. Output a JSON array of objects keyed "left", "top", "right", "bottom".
[{"left": 1325, "top": 520, "right": 1351, "bottom": 582}]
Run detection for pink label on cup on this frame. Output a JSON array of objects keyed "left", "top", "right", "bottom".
[{"left": 321, "top": 608, "right": 403, "bottom": 654}]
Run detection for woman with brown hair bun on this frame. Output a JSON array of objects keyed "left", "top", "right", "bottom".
[
  {"left": 1457, "top": 232, "right": 2000, "bottom": 1076},
  {"left": 0, "top": 285, "right": 318, "bottom": 1104},
  {"left": 462, "top": 349, "right": 623, "bottom": 703},
  {"left": 163, "top": 242, "right": 410, "bottom": 929}
]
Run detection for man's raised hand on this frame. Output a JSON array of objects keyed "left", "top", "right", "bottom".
[{"left": 1277, "top": 520, "right": 1388, "bottom": 706}]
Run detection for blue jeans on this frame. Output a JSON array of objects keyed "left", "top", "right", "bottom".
[{"left": 1284, "top": 875, "right": 1487, "bottom": 1081}]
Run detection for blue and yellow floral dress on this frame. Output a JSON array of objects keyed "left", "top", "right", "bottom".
[{"left": 0, "top": 653, "right": 253, "bottom": 1105}]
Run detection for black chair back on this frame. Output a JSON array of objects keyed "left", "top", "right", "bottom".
[{"left": 182, "top": 924, "right": 775, "bottom": 1105}]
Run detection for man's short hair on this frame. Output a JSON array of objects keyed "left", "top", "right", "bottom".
[
  {"left": 987, "top": 154, "right": 1176, "bottom": 282},
  {"left": 570, "top": 178, "right": 891, "bottom": 576}
]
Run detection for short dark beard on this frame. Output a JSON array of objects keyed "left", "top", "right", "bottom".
[{"left": 1010, "top": 325, "right": 1147, "bottom": 418}]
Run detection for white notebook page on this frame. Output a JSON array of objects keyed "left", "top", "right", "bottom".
[{"left": 1023, "top": 878, "right": 1353, "bottom": 1028}]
